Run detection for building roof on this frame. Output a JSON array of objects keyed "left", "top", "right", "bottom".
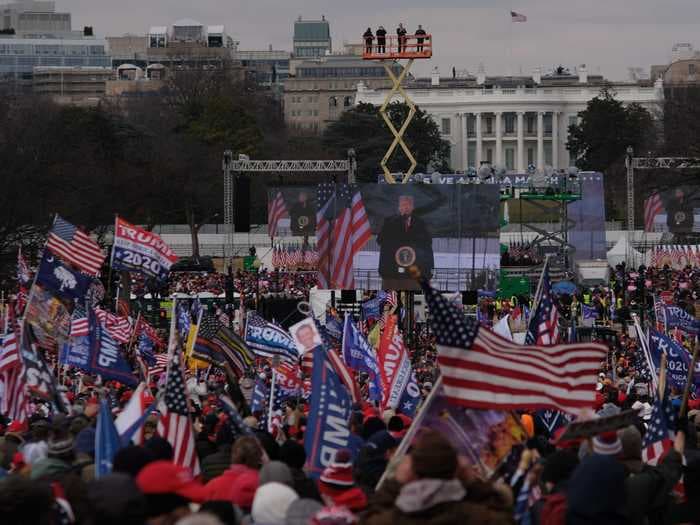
[
  {"left": 173, "top": 18, "right": 202, "bottom": 27},
  {"left": 207, "top": 25, "right": 224, "bottom": 34},
  {"left": 293, "top": 20, "right": 330, "bottom": 41},
  {"left": 148, "top": 26, "right": 167, "bottom": 34}
]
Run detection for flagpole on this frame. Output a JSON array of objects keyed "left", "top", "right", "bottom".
[
  {"left": 267, "top": 368, "right": 277, "bottom": 433},
  {"left": 527, "top": 255, "right": 550, "bottom": 326},
  {"left": 164, "top": 298, "right": 178, "bottom": 386},
  {"left": 679, "top": 337, "right": 698, "bottom": 418},
  {"left": 126, "top": 311, "right": 141, "bottom": 358},
  {"left": 106, "top": 214, "right": 118, "bottom": 303}
]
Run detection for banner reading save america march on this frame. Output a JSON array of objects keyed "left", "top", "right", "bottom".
[{"left": 111, "top": 217, "right": 178, "bottom": 281}]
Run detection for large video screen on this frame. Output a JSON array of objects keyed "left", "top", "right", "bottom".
[
  {"left": 267, "top": 186, "right": 317, "bottom": 237},
  {"left": 645, "top": 185, "right": 700, "bottom": 236},
  {"left": 351, "top": 184, "right": 501, "bottom": 291}
]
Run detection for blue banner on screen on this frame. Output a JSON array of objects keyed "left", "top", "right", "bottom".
[
  {"left": 304, "top": 347, "right": 353, "bottom": 479},
  {"left": 112, "top": 217, "right": 178, "bottom": 281},
  {"left": 568, "top": 172, "right": 606, "bottom": 262}
]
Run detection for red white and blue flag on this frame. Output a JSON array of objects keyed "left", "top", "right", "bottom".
[
  {"left": 642, "top": 388, "right": 676, "bottom": 466},
  {"left": 46, "top": 215, "right": 105, "bottom": 276},
  {"left": 526, "top": 263, "right": 559, "bottom": 345},
  {"left": 268, "top": 191, "right": 289, "bottom": 239},
  {"left": 316, "top": 184, "right": 371, "bottom": 289}
]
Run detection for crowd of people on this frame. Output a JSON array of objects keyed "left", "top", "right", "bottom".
[{"left": 2, "top": 261, "right": 700, "bottom": 525}]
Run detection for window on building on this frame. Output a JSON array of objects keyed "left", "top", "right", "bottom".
[
  {"left": 467, "top": 115, "right": 475, "bottom": 135},
  {"left": 486, "top": 117, "right": 493, "bottom": 134},
  {"left": 545, "top": 144, "right": 553, "bottom": 166},
  {"left": 690, "top": 63, "right": 697, "bottom": 76},
  {"left": 527, "top": 147, "right": 534, "bottom": 165},
  {"left": 526, "top": 115, "right": 535, "bottom": 133},
  {"left": 568, "top": 115, "right": 577, "bottom": 129},
  {"left": 441, "top": 118, "right": 451, "bottom": 135},
  {"left": 505, "top": 148, "right": 515, "bottom": 170},
  {"left": 313, "top": 109, "right": 318, "bottom": 116},
  {"left": 344, "top": 96, "right": 352, "bottom": 107},
  {"left": 467, "top": 143, "right": 476, "bottom": 169},
  {"left": 544, "top": 114, "right": 552, "bottom": 134},
  {"left": 486, "top": 148, "right": 493, "bottom": 163},
  {"left": 505, "top": 114, "right": 515, "bottom": 134},
  {"left": 329, "top": 96, "right": 337, "bottom": 107}
]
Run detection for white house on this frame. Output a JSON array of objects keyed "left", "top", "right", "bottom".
[{"left": 355, "top": 66, "right": 663, "bottom": 172}]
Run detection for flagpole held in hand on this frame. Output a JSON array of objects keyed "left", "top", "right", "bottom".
[{"left": 680, "top": 337, "right": 698, "bottom": 418}]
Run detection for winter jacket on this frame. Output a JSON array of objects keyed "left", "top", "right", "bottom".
[
  {"left": 361, "top": 478, "right": 513, "bottom": 525},
  {"left": 200, "top": 444, "right": 232, "bottom": 483},
  {"left": 624, "top": 449, "right": 683, "bottom": 525}
]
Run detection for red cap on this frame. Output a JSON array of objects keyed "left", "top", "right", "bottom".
[{"left": 136, "top": 460, "right": 207, "bottom": 502}]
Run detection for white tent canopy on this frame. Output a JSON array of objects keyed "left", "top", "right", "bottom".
[{"left": 606, "top": 235, "right": 645, "bottom": 268}]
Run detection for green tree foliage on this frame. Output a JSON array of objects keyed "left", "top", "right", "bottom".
[
  {"left": 323, "top": 102, "right": 451, "bottom": 182},
  {"left": 566, "top": 87, "right": 654, "bottom": 171}
]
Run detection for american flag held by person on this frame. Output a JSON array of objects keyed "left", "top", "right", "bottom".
[
  {"left": 525, "top": 262, "right": 560, "bottom": 346},
  {"left": 641, "top": 386, "right": 676, "bottom": 466},
  {"left": 423, "top": 280, "right": 607, "bottom": 414},
  {"left": 316, "top": 183, "right": 371, "bottom": 289},
  {"left": 46, "top": 215, "right": 105, "bottom": 276},
  {"left": 157, "top": 355, "right": 200, "bottom": 474},
  {"left": 0, "top": 329, "right": 27, "bottom": 422}
]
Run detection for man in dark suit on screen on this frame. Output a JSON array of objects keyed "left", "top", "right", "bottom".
[
  {"left": 377, "top": 194, "right": 434, "bottom": 290},
  {"left": 289, "top": 190, "right": 316, "bottom": 236}
]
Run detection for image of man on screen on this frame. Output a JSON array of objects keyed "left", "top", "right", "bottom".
[
  {"left": 289, "top": 190, "right": 316, "bottom": 236},
  {"left": 377, "top": 194, "right": 434, "bottom": 289},
  {"left": 666, "top": 188, "right": 695, "bottom": 235}
]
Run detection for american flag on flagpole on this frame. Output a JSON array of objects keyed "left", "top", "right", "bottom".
[
  {"left": 94, "top": 307, "right": 132, "bottom": 343},
  {"left": 423, "top": 281, "right": 607, "bottom": 413},
  {"left": 148, "top": 353, "right": 169, "bottom": 377},
  {"left": 70, "top": 303, "right": 89, "bottom": 337},
  {"left": 316, "top": 183, "right": 371, "bottom": 289},
  {"left": 268, "top": 191, "right": 289, "bottom": 239},
  {"left": 644, "top": 192, "right": 664, "bottom": 232},
  {"left": 642, "top": 388, "right": 676, "bottom": 466},
  {"left": 157, "top": 354, "right": 200, "bottom": 474},
  {"left": 511, "top": 11, "right": 527, "bottom": 22},
  {"left": 525, "top": 262, "right": 560, "bottom": 345},
  {"left": 46, "top": 215, "right": 105, "bottom": 276}
]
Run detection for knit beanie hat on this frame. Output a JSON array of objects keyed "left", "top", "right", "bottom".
[
  {"left": 319, "top": 449, "right": 354, "bottom": 487},
  {"left": 48, "top": 434, "right": 75, "bottom": 458},
  {"left": 591, "top": 431, "right": 623, "bottom": 456},
  {"left": 259, "top": 460, "right": 294, "bottom": 488},
  {"left": 618, "top": 425, "right": 642, "bottom": 460},
  {"left": 251, "top": 482, "right": 299, "bottom": 525},
  {"left": 410, "top": 430, "right": 458, "bottom": 479},
  {"left": 286, "top": 498, "right": 324, "bottom": 525}
]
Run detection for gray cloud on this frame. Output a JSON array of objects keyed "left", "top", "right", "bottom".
[{"left": 59, "top": 0, "right": 699, "bottom": 79}]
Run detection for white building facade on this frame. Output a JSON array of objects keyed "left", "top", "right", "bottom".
[{"left": 355, "top": 69, "right": 664, "bottom": 172}]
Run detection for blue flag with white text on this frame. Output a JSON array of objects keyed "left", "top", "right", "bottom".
[
  {"left": 87, "top": 308, "right": 138, "bottom": 386},
  {"left": 649, "top": 330, "right": 700, "bottom": 391},
  {"left": 662, "top": 306, "right": 700, "bottom": 335},
  {"left": 342, "top": 314, "right": 382, "bottom": 401},
  {"left": 250, "top": 377, "right": 269, "bottom": 414},
  {"left": 304, "top": 345, "right": 353, "bottom": 479}
]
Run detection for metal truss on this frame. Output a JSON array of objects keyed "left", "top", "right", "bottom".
[
  {"left": 632, "top": 157, "right": 700, "bottom": 169},
  {"left": 230, "top": 160, "right": 350, "bottom": 172}
]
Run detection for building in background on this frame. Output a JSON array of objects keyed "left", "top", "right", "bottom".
[
  {"left": 355, "top": 65, "right": 663, "bottom": 171},
  {"left": 235, "top": 46, "right": 290, "bottom": 92},
  {"left": 284, "top": 54, "right": 397, "bottom": 134},
  {"left": 292, "top": 15, "right": 331, "bottom": 58},
  {"left": 0, "top": 0, "right": 108, "bottom": 86},
  {"left": 32, "top": 65, "right": 111, "bottom": 105}
]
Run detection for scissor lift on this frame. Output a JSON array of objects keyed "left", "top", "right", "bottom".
[{"left": 362, "top": 33, "right": 433, "bottom": 183}]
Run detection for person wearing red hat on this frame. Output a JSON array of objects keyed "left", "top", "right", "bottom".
[
  {"left": 136, "top": 460, "right": 207, "bottom": 523},
  {"left": 205, "top": 435, "right": 263, "bottom": 512},
  {"left": 317, "top": 449, "right": 367, "bottom": 512}
]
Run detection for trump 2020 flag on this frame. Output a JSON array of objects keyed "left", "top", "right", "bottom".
[
  {"left": 649, "top": 330, "right": 700, "bottom": 391},
  {"left": 112, "top": 217, "right": 178, "bottom": 281},
  {"left": 342, "top": 314, "right": 382, "bottom": 401},
  {"left": 87, "top": 308, "right": 138, "bottom": 387},
  {"left": 36, "top": 251, "right": 92, "bottom": 301},
  {"left": 250, "top": 377, "right": 269, "bottom": 414},
  {"left": 304, "top": 347, "right": 353, "bottom": 479},
  {"left": 95, "top": 399, "right": 122, "bottom": 478}
]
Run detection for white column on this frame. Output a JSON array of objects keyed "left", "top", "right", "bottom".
[
  {"left": 536, "top": 111, "right": 545, "bottom": 171},
  {"left": 552, "top": 111, "right": 559, "bottom": 169},
  {"left": 495, "top": 112, "right": 503, "bottom": 167},
  {"left": 516, "top": 111, "right": 524, "bottom": 172},
  {"left": 462, "top": 113, "right": 469, "bottom": 170},
  {"left": 475, "top": 112, "right": 482, "bottom": 167}
]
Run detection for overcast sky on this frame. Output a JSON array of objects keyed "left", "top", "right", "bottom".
[{"left": 60, "top": 0, "right": 700, "bottom": 80}]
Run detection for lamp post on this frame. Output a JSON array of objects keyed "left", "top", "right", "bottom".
[{"left": 625, "top": 145, "right": 634, "bottom": 231}]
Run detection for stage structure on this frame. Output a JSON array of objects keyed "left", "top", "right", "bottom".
[
  {"left": 626, "top": 147, "right": 700, "bottom": 231},
  {"left": 221, "top": 150, "right": 356, "bottom": 259},
  {"left": 362, "top": 32, "right": 432, "bottom": 183}
]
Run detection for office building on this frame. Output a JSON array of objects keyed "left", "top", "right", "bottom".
[
  {"left": 235, "top": 46, "right": 290, "bottom": 90},
  {"left": 32, "top": 65, "right": 111, "bottom": 104},
  {"left": 292, "top": 15, "right": 331, "bottom": 58},
  {"left": 284, "top": 54, "right": 397, "bottom": 133},
  {"left": 355, "top": 65, "right": 663, "bottom": 171}
]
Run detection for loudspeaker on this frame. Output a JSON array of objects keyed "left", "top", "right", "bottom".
[
  {"left": 340, "top": 290, "right": 356, "bottom": 303},
  {"left": 462, "top": 290, "right": 478, "bottom": 305},
  {"left": 234, "top": 176, "right": 251, "bottom": 232}
]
